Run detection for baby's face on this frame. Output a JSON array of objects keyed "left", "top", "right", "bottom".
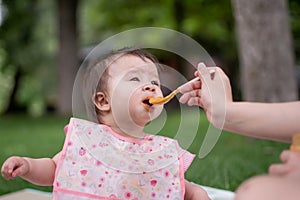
[{"left": 106, "top": 55, "right": 163, "bottom": 127}]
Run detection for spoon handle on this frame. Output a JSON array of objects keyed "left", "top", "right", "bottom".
[{"left": 177, "top": 77, "right": 200, "bottom": 92}]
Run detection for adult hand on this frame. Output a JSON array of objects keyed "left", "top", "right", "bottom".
[
  {"left": 184, "top": 181, "right": 210, "bottom": 200},
  {"left": 179, "top": 63, "right": 232, "bottom": 129},
  {"left": 269, "top": 150, "right": 300, "bottom": 179}
]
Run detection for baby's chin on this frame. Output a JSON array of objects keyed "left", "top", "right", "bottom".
[
  {"left": 145, "top": 109, "right": 163, "bottom": 123},
  {"left": 131, "top": 112, "right": 161, "bottom": 128}
]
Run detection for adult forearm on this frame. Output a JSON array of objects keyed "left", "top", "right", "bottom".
[{"left": 222, "top": 102, "right": 300, "bottom": 142}]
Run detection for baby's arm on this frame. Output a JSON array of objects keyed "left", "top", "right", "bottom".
[
  {"left": 185, "top": 180, "right": 210, "bottom": 200},
  {"left": 1, "top": 151, "right": 61, "bottom": 186}
]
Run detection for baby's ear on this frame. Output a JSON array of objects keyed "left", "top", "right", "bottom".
[{"left": 93, "top": 92, "right": 110, "bottom": 112}]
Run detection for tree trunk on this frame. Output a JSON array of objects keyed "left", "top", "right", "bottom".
[
  {"left": 232, "top": 0, "right": 298, "bottom": 102},
  {"left": 172, "top": 0, "right": 187, "bottom": 76},
  {"left": 57, "top": 0, "right": 79, "bottom": 114},
  {"left": 5, "top": 67, "right": 24, "bottom": 113}
]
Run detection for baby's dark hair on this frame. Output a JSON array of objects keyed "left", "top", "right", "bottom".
[
  {"left": 95, "top": 47, "right": 160, "bottom": 95},
  {"left": 83, "top": 47, "right": 160, "bottom": 123}
]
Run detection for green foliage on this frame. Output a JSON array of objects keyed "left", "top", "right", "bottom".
[
  {"left": 0, "top": 0, "right": 299, "bottom": 114},
  {"left": 79, "top": 0, "right": 176, "bottom": 45},
  {"left": 79, "top": 0, "right": 236, "bottom": 56},
  {"left": 0, "top": 65, "right": 14, "bottom": 113},
  {"left": 0, "top": 0, "right": 56, "bottom": 115}
]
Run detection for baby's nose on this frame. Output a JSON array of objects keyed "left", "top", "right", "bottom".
[{"left": 143, "top": 85, "right": 156, "bottom": 92}]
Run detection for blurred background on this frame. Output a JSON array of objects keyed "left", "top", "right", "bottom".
[
  {"left": 0, "top": 0, "right": 299, "bottom": 196},
  {"left": 0, "top": 0, "right": 299, "bottom": 116}
]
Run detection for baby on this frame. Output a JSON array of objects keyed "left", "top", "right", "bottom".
[{"left": 1, "top": 48, "right": 209, "bottom": 200}]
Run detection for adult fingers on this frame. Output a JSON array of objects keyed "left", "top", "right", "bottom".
[
  {"left": 179, "top": 78, "right": 201, "bottom": 93},
  {"left": 187, "top": 97, "right": 203, "bottom": 107},
  {"left": 268, "top": 151, "right": 291, "bottom": 176},
  {"left": 179, "top": 89, "right": 201, "bottom": 104},
  {"left": 197, "top": 63, "right": 217, "bottom": 81},
  {"left": 180, "top": 62, "right": 217, "bottom": 94},
  {"left": 197, "top": 62, "right": 209, "bottom": 78},
  {"left": 269, "top": 163, "right": 291, "bottom": 176},
  {"left": 269, "top": 150, "right": 300, "bottom": 176},
  {"left": 280, "top": 150, "right": 292, "bottom": 163}
]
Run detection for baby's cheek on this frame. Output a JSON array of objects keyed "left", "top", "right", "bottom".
[{"left": 128, "top": 94, "right": 139, "bottom": 107}]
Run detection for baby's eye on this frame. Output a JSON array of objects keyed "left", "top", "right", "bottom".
[
  {"left": 151, "top": 80, "right": 159, "bottom": 86},
  {"left": 130, "top": 77, "right": 140, "bottom": 81}
]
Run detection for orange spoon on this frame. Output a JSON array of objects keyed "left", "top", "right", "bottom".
[{"left": 149, "top": 77, "right": 200, "bottom": 105}]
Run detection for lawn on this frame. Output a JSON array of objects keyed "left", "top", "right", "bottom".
[{"left": 0, "top": 110, "right": 289, "bottom": 195}]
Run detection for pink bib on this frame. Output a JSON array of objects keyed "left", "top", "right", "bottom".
[{"left": 53, "top": 118, "right": 194, "bottom": 200}]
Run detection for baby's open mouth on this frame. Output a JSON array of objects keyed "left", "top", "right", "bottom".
[{"left": 142, "top": 97, "right": 153, "bottom": 107}]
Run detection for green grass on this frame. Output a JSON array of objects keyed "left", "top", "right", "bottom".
[
  {"left": 0, "top": 114, "right": 69, "bottom": 195},
  {"left": 0, "top": 110, "right": 289, "bottom": 195}
]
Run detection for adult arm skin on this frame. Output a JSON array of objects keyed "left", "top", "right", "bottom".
[
  {"left": 179, "top": 63, "right": 300, "bottom": 143},
  {"left": 223, "top": 101, "right": 300, "bottom": 142}
]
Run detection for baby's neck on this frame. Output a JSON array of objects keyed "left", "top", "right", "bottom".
[
  {"left": 101, "top": 117, "right": 146, "bottom": 139},
  {"left": 109, "top": 124, "right": 146, "bottom": 140}
]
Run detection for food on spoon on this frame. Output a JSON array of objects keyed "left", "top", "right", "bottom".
[
  {"left": 149, "top": 77, "right": 200, "bottom": 105},
  {"left": 149, "top": 89, "right": 180, "bottom": 105}
]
